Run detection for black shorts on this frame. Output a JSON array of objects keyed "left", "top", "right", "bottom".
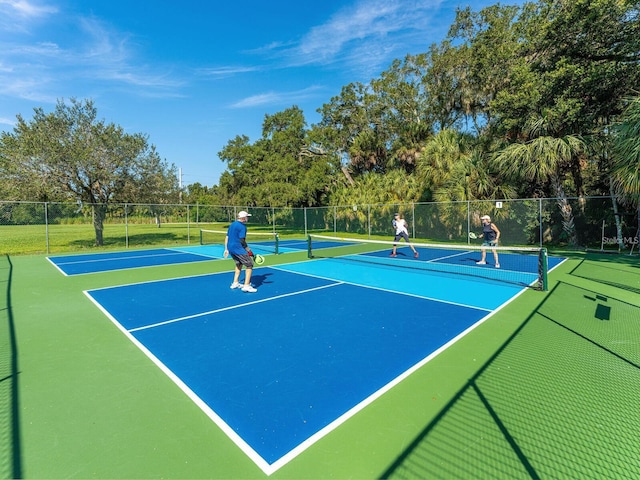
[
  {"left": 394, "top": 232, "right": 410, "bottom": 243},
  {"left": 231, "top": 253, "right": 254, "bottom": 268}
]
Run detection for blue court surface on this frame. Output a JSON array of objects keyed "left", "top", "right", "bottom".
[
  {"left": 47, "top": 238, "right": 331, "bottom": 275},
  {"left": 83, "top": 247, "right": 561, "bottom": 474},
  {"left": 48, "top": 241, "right": 282, "bottom": 275}
]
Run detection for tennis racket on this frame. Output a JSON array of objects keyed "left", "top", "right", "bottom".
[
  {"left": 469, "top": 232, "right": 481, "bottom": 239},
  {"left": 254, "top": 254, "right": 265, "bottom": 265}
]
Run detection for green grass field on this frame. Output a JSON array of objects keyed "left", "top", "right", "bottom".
[{"left": 1, "top": 247, "right": 639, "bottom": 479}]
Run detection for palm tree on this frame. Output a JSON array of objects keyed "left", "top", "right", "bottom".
[
  {"left": 494, "top": 115, "right": 587, "bottom": 245},
  {"left": 418, "top": 129, "right": 516, "bottom": 238},
  {"left": 611, "top": 96, "right": 640, "bottom": 250}
]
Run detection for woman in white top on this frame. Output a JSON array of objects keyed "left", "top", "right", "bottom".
[{"left": 390, "top": 213, "right": 419, "bottom": 258}]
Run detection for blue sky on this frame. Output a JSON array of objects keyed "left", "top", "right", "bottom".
[{"left": 0, "top": 0, "right": 517, "bottom": 187}]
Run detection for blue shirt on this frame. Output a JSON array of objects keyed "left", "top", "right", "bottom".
[{"left": 226, "top": 220, "right": 247, "bottom": 255}]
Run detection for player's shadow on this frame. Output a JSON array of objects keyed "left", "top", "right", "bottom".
[{"left": 250, "top": 272, "right": 273, "bottom": 287}]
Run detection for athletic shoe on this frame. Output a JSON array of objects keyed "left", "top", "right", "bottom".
[
  {"left": 390, "top": 253, "right": 397, "bottom": 257},
  {"left": 242, "top": 285, "right": 257, "bottom": 293},
  {"left": 230, "top": 282, "right": 242, "bottom": 289},
  {"left": 495, "top": 264, "right": 501, "bottom": 269},
  {"left": 414, "top": 252, "right": 419, "bottom": 258},
  {"left": 476, "top": 261, "right": 486, "bottom": 265}
]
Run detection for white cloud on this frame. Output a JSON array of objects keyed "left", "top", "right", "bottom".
[
  {"left": 230, "top": 85, "right": 323, "bottom": 109},
  {"left": 198, "top": 66, "right": 261, "bottom": 78},
  {"left": 0, "top": 116, "right": 16, "bottom": 126},
  {"left": 258, "top": 0, "right": 443, "bottom": 74},
  {"left": 0, "top": 0, "right": 57, "bottom": 18},
  {"left": 0, "top": 0, "right": 57, "bottom": 33},
  {"left": 0, "top": 9, "right": 184, "bottom": 102}
]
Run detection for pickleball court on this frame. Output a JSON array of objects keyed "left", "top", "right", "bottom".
[{"left": 69, "top": 239, "right": 564, "bottom": 474}]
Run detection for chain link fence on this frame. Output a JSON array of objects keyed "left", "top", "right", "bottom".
[{"left": 0, "top": 197, "right": 637, "bottom": 255}]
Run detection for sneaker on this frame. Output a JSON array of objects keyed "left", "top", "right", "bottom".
[
  {"left": 390, "top": 253, "right": 397, "bottom": 257},
  {"left": 495, "top": 264, "right": 500, "bottom": 269},
  {"left": 413, "top": 251, "right": 419, "bottom": 258},
  {"left": 476, "top": 261, "right": 486, "bottom": 265},
  {"left": 230, "top": 282, "right": 242, "bottom": 289},
  {"left": 242, "top": 285, "right": 257, "bottom": 293}
]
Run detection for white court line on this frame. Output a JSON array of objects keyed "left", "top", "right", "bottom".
[
  {"left": 426, "top": 249, "right": 473, "bottom": 263},
  {"left": 46, "top": 256, "right": 70, "bottom": 276},
  {"left": 128, "top": 281, "right": 344, "bottom": 333},
  {"left": 52, "top": 249, "right": 189, "bottom": 266},
  {"left": 83, "top": 289, "right": 276, "bottom": 475}
]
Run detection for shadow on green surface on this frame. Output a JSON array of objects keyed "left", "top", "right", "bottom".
[
  {"left": 568, "top": 254, "right": 640, "bottom": 295},
  {"left": 381, "top": 280, "right": 640, "bottom": 479},
  {"left": 0, "top": 255, "right": 22, "bottom": 479}
]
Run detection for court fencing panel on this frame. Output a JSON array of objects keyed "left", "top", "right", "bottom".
[{"left": 1, "top": 196, "right": 637, "bottom": 255}]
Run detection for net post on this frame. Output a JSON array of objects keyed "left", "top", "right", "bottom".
[
  {"left": 274, "top": 233, "right": 279, "bottom": 255},
  {"left": 307, "top": 235, "right": 313, "bottom": 258},
  {"left": 539, "top": 248, "right": 549, "bottom": 291},
  {"left": 199, "top": 229, "right": 204, "bottom": 245}
]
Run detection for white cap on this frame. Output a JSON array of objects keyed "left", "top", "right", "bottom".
[
  {"left": 237, "top": 211, "right": 251, "bottom": 218},
  {"left": 481, "top": 215, "right": 490, "bottom": 220}
]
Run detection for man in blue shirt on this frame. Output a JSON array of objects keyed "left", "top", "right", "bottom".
[{"left": 224, "top": 211, "right": 257, "bottom": 292}]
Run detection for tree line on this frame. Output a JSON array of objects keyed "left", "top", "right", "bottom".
[
  {"left": 1, "top": 0, "right": 639, "bottom": 246},
  {"left": 200, "top": 0, "right": 640, "bottom": 214}
]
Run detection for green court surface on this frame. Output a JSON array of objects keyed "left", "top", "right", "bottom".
[{"left": 1, "top": 250, "right": 639, "bottom": 479}]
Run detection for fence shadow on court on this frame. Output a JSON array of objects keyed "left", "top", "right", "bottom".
[
  {"left": 569, "top": 254, "right": 640, "bottom": 295},
  {"left": 0, "top": 255, "right": 22, "bottom": 479},
  {"left": 380, "top": 280, "right": 640, "bottom": 479}
]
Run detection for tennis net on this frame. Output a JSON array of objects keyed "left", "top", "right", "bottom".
[
  {"left": 307, "top": 234, "right": 548, "bottom": 290},
  {"left": 200, "top": 229, "right": 280, "bottom": 254}
]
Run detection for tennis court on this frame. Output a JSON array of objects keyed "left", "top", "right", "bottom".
[
  {"left": 3, "top": 239, "right": 640, "bottom": 479},
  {"left": 78, "top": 238, "right": 563, "bottom": 474},
  {"left": 46, "top": 232, "right": 315, "bottom": 275}
]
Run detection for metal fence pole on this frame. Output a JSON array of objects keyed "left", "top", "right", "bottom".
[
  {"left": 125, "top": 203, "right": 129, "bottom": 249},
  {"left": 539, "top": 198, "right": 543, "bottom": 247},
  {"left": 45, "top": 202, "right": 50, "bottom": 254},
  {"left": 467, "top": 200, "right": 471, "bottom": 245},
  {"left": 304, "top": 207, "right": 308, "bottom": 237},
  {"left": 412, "top": 202, "right": 416, "bottom": 239}
]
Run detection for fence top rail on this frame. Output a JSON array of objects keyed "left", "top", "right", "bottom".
[{"left": 0, "top": 195, "right": 624, "bottom": 209}]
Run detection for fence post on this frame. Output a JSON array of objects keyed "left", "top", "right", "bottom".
[
  {"left": 467, "top": 200, "right": 471, "bottom": 245},
  {"left": 125, "top": 203, "right": 129, "bottom": 249},
  {"left": 45, "top": 202, "right": 50, "bottom": 254},
  {"left": 412, "top": 203, "right": 416, "bottom": 239},
  {"left": 304, "top": 207, "right": 308, "bottom": 237},
  {"left": 539, "top": 198, "right": 543, "bottom": 247}
]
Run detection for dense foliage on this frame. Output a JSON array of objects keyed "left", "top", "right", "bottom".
[
  {"left": 1, "top": 0, "right": 639, "bottom": 245},
  {"left": 197, "top": 0, "right": 640, "bottom": 217}
]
